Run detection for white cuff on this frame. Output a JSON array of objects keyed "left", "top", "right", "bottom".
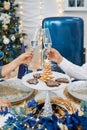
[{"left": 58, "top": 57, "right": 70, "bottom": 71}]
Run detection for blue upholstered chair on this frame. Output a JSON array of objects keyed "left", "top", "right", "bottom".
[{"left": 42, "top": 17, "right": 85, "bottom": 68}]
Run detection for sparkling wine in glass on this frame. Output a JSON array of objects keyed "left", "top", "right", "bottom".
[
  {"left": 30, "top": 41, "right": 38, "bottom": 52},
  {"left": 42, "top": 28, "right": 52, "bottom": 67},
  {"left": 43, "top": 28, "right": 52, "bottom": 52},
  {"left": 28, "top": 28, "right": 42, "bottom": 72}
]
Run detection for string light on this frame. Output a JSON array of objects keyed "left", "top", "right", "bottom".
[
  {"left": 18, "top": 0, "right": 23, "bottom": 33},
  {"left": 19, "top": 1, "right": 22, "bottom": 4},
  {"left": 20, "top": 6, "right": 23, "bottom": 9},
  {"left": 56, "top": 0, "right": 64, "bottom": 16},
  {"left": 39, "top": 0, "right": 44, "bottom": 26},
  {"left": 19, "top": 1, "right": 23, "bottom": 14},
  {"left": 19, "top": 11, "right": 23, "bottom": 14}
]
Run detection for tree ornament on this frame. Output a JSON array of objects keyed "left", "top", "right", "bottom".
[
  {"left": 2, "top": 24, "right": 8, "bottom": 30},
  {"left": 3, "top": 36, "right": 10, "bottom": 44},
  {"left": 0, "top": 51, "right": 4, "bottom": 60},
  {"left": 4, "top": 1, "right": 10, "bottom": 10}
]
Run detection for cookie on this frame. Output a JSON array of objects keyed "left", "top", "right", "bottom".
[
  {"left": 33, "top": 73, "right": 41, "bottom": 79},
  {"left": 55, "top": 78, "right": 69, "bottom": 83},
  {"left": 46, "top": 80, "right": 60, "bottom": 87},
  {"left": 27, "top": 78, "right": 38, "bottom": 85}
]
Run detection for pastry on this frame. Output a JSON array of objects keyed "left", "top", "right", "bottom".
[
  {"left": 40, "top": 60, "right": 53, "bottom": 82},
  {"left": 46, "top": 80, "right": 60, "bottom": 87},
  {"left": 33, "top": 73, "right": 41, "bottom": 79},
  {"left": 55, "top": 78, "right": 69, "bottom": 83},
  {"left": 27, "top": 78, "right": 38, "bottom": 85}
]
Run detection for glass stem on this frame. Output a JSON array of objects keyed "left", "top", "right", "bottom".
[{"left": 43, "top": 91, "right": 52, "bottom": 117}]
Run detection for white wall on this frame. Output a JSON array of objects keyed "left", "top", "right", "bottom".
[{"left": 16, "top": 0, "right": 87, "bottom": 61}]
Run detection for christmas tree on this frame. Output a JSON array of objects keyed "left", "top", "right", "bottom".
[{"left": 0, "top": 0, "right": 26, "bottom": 65}]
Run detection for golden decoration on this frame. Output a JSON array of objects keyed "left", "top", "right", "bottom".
[
  {"left": 40, "top": 60, "right": 53, "bottom": 82},
  {"left": 63, "top": 87, "right": 81, "bottom": 104}
]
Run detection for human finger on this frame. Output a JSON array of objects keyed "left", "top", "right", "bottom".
[{"left": 0, "top": 99, "right": 11, "bottom": 108}]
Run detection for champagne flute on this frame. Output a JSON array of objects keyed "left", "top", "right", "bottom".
[
  {"left": 41, "top": 28, "right": 52, "bottom": 68},
  {"left": 30, "top": 40, "right": 37, "bottom": 52},
  {"left": 29, "top": 28, "right": 42, "bottom": 72},
  {"left": 42, "top": 28, "right": 52, "bottom": 52}
]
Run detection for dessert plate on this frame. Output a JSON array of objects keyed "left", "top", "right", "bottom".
[
  {"left": 68, "top": 81, "right": 87, "bottom": 101},
  {"left": 22, "top": 71, "right": 70, "bottom": 91},
  {"left": 0, "top": 78, "right": 34, "bottom": 104}
]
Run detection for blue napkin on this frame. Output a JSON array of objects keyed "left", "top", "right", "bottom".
[
  {"left": 17, "top": 64, "right": 28, "bottom": 79},
  {"left": 17, "top": 42, "right": 27, "bottom": 79}
]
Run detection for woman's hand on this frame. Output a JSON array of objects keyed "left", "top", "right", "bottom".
[
  {"left": 0, "top": 99, "right": 11, "bottom": 108},
  {"left": 16, "top": 52, "right": 34, "bottom": 65},
  {"left": 46, "top": 48, "right": 63, "bottom": 64},
  {"left": 1, "top": 52, "right": 34, "bottom": 77}
]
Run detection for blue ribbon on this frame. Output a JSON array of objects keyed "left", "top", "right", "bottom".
[
  {"left": 0, "top": 107, "right": 8, "bottom": 115},
  {"left": 27, "top": 99, "right": 38, "bottom": 108}
]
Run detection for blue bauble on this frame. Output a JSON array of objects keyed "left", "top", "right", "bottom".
[
  {"left": 9, "top": 13, "right": 13, "bottom": 17},
  {"left": 14, "top": 27, "right": 19, "bottom": 32},
  {"left": 0, "top": 51, "right": 4, "bottom": 60}
]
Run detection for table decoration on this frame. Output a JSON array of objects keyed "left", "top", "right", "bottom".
[
  {"left": 0, "top": 107, "right": 8, "bottom": 116},
  {"left": 1, "top": 99, "right": 87, "bottom": 130},
  {"left": 80, "top": 101, "right": 87, "bottom": 117},
  {"left": 37, "top": 97, "right": 76, "bottom": 114}
]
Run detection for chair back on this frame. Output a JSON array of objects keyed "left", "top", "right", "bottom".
[{"left": 42, "top": 17, "right": 84, "bottom": 66}]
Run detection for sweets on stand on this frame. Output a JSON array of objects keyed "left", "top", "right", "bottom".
[
  {"left": 55, "top": 78, "right": 69, "bottom": 83},
  {"left": 27, "top": 78, "right": 38, "bottom": 85},
  {"left": 46, "top": 80, "right": 60, "bottom": 87}
]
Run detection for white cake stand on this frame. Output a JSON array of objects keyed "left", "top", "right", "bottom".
[{"left": 22, "top": 71, "right": 71, "bottom": 117}]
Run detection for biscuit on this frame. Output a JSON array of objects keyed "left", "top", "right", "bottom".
[
  {"left": 46, "top": 80, "right": 60, "bottom": 87},
  {"left": 33, "top": 73, "right": 41, "bottom": 79},
  {"left": 27, "top": 78, "right": 38, "bottom": 85},
  {"left": 55, "top": 78, "right": 69, "bottom": 83}
]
